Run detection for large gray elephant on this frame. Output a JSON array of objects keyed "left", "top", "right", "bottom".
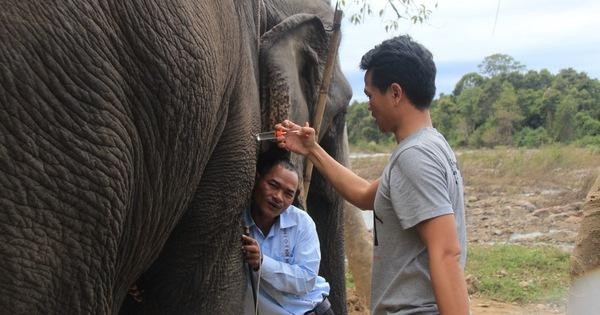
[{"left": 0, "top": 0, "right": 351, "bottom": 314}]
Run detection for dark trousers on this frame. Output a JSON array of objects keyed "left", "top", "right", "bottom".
[{"left": 304, "top": 296, "right": 334, "bottom": 315}]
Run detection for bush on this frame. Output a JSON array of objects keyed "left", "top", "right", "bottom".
[
  {"left": 515, "top": 127, "right": 552, "bottom": 147},
  {"left": 573, "top": 135, "right": 600, "bottom": 149}
]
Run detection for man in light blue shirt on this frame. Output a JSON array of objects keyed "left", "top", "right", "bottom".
[{"left": 241, "top": 156, "right": 333, "bottom": 315}]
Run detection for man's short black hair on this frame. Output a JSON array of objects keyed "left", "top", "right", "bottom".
[
  {"left": 256, "top": 155, "right": 299, "bottom": 180},
  {"left": 359, "top": 35, "right": 436, "bottom": 109}
]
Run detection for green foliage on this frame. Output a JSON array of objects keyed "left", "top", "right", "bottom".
[
  {"left": 345, "top": 271, "right": 355, "bottom": 289},
  {"left": 478, "top": 54, "right": 526, "bottom": 77},
  {"left": 428, "top": 55, "right": 600, "bottom": 148},
  {"left": 346, "top": 101, "right": 395, "bottom": 151},
  {"left": 466, "top": 244, "right": 570, "bottom": 303},
  {"left": 514, "top": 127, "right": 551, "bottom": 147},
  {"left": 575, "top": 112, "right": 600, "bottom": 138},
  {"left": 340, "top": 0, "right": 436, "bottom": 32},
  {"left": 489, "top": 82, "right": 523, "bottom": 145},
  {"left": 552, "top": 95, "right": 577, "bottom": 142},
  {"left": 345, "top": 54, "right": 600, "bottom": 149},
  {"left": 574, "top": 135, "right": 600, "bottom": 149}
]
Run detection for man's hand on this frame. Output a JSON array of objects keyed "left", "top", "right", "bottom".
[
  {"left": 275, "top": 120, "right": 316, "bottom": 156},
  {"left": 242, "top": 234, "right": 262, "bottom": 271}
]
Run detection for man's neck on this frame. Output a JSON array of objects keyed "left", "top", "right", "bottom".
[
  {"left": 394, "top": 108, "right": 432, "bottom": 142},
  {"left": 250, "top": 207, "right": 275, "bottom": 236}
]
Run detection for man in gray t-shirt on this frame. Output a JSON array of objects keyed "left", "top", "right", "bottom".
[
  {"left": 276, "top": 35, "right": 469, "bottom": 314},
  {"left": 373, "top": 127, "right": 466, "bottom": 314}
]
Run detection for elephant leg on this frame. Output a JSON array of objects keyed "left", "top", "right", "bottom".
[
  {"left": 305, "top": 114, "right": 348, "bottom": 315},
  {"left": 344, "top": 203, "right": 373, "bottom": 308},
  {"left": 179, "top": 116, "right": 257, "bottom": 314},
  {"left": 120, "top": 97, "right": 258, "bottom": 314},
  {"left": 571, "top": 174, "right": 600, "bottom": 277}
]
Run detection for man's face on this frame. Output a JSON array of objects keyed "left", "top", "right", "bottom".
[
  {"left": 364, "top": 70, "right": 396, "bottom": 133},
  {"left": 253, "top": 164, "right": 299, "bottom": 221}
]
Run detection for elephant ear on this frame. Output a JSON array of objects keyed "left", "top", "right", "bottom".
[{"left": 259, "top": 14, "right": 329, "bottom": 132}]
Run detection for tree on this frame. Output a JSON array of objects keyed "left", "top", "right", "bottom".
[
  {"left": 431, "top": 97, "right": 461, "bottom": 145},
  {"left": 456, "top": 86, "right": 483, "bottom": 137},
  {"left": 452, "top": 72, "right": 486, "bottom": 97},
  {"left": 346, "top": 101, "right": 394, "bottom": 145},
  {"left": 517, "top": 88, "right": 545, "bottom": 129},
  {"left": 541, "top": 87, "right": 561, "bottom": 132},
  {"left": 339, "top": 0, "right": 437, "bottom": 31},
  {"left": 575, "top": 112, "right": 600, "bottom": 139},
  {"left": 490, "top": 82, "right": 523, "bottom": 144},
  {"left": 478, "top": 53, "right": 526, "bottom": 77},
  {"left": 521, "top": 69, "right": 554, "bottom": 90},
  {"left": 552, "top": 94, "right": 577, "bottom": 142},
  {"left": 475, "top": 77, "right": 504, "bottom": 129}
]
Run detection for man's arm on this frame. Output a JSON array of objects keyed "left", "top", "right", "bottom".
[
  {"left": 242, "top": 232, "right": 319, "bottom": 295},
  {"left": 416, "top": 214, "right": 470, "bottom": 315},
  {"left": 277, "top": 120, "right": 378, "bottom": 210}
]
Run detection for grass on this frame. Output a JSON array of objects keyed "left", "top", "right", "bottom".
[
  {"left": 344, "top": 244, "right": 570, "bottom": 304},
  {"left": 345, "top": 271, "right": 356, "bottom": 290},
  {"left": 346, "top": 145, "right": 597, "bottom": 306},
  {"left": 458, "top": 145, "right": 599, "bottom": 179},
  {"left": 458, "top": 145, "right": 599, "bottom": 205},
  {"left": 465, "top": 244, "right": 570, "bottom": 304}
]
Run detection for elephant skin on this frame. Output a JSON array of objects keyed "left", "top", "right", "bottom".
[{"left": 0, "top": 0, "right": 350, "bottom": 314}]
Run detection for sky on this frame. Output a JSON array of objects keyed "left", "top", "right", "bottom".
[{"left": 338, "top": 0, "right": 600, "bottom": 102}]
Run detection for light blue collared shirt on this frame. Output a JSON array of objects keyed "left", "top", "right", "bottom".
[{"left": 243, "top": 205, "right": 330, "bottom": 315}]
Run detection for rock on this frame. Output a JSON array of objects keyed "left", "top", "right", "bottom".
[
  {"left": 549, "top": 212, "right": 570, "bottom": 221},
  {"left": 517, "top": 201, "right": 536, "bottom": 212},
  {"left": 465, "top": 274, "right": 479, "bottom": 294},
  {"left": 532, "top": 208, "right": 550, "bottom": 217},
  {"left": 565, "top": 216, "right": 582, "bottom": 224},
  {"left": 467, "top": 195, "right": 480, "bottom": 202}
]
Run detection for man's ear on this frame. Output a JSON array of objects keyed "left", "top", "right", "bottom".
[{"left": 390, "top": 83, "right": 403, "bottom": 99}]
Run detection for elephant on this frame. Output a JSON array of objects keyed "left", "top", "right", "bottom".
[
  {"left": 0, "top": 0, "right": 351, "bottom": 314},
  {"left": 569, "top": 173, "right": 600, "bottom": 313}
]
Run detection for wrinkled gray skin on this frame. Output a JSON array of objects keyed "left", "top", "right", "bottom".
[{"left": 0, "top": 0, "right": 351, "bottom": 314}]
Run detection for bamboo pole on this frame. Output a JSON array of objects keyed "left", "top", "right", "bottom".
[{"left": 302, "top": 5, "right": 343, "bottom": 207}]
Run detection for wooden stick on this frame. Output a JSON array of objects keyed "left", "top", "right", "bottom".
[{"left": 302, "top": 5, "right": 343, "bottom": 208}]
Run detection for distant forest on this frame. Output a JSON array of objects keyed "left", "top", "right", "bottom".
[{"left": 346, "top": 54, "right": 600, "bottom": 148}]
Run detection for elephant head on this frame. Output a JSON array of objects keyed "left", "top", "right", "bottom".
[{"left": 258, "top": 3, "right": 352, "bottom": 314}]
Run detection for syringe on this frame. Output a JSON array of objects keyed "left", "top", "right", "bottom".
[{"left": 255, "top": 129, "right": 300, "bottom": 141}]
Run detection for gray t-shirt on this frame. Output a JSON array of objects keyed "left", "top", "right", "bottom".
[{"left": 371, "top": 127, "right": 466, "bottom": 315}]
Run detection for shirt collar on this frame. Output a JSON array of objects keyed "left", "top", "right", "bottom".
[
  {"left": 243, "top": 205, "right": 299, "bottom": 229},
  {"left": 278, "top": 205, "right": 298, "bottom": 229}
]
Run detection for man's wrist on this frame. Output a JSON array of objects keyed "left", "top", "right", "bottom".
[{"left": 306, "top": 143, "right": 323, "bottom": 164}]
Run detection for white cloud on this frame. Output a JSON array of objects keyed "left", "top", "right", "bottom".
[{"left": 338, "top": 0, "right": 600, "bottom": 101}]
